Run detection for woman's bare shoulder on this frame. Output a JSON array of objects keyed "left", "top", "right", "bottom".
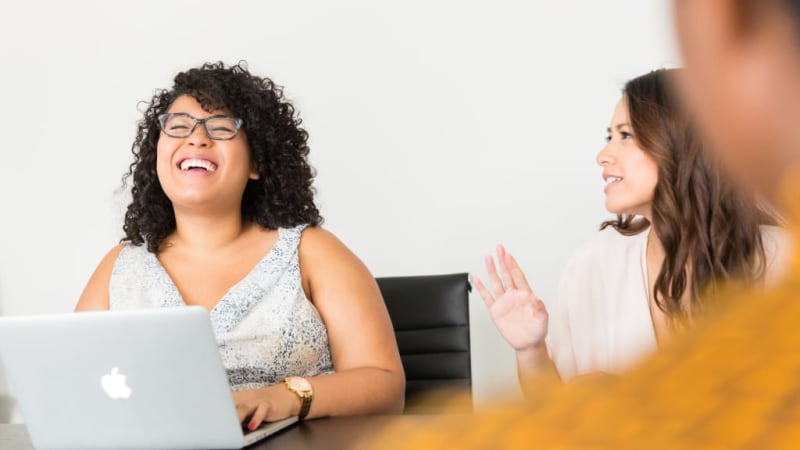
[{"left": 74, "top": 243, "right": 127, "bottom": 312}]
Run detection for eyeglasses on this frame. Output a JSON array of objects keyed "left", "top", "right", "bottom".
[{"left": 157, "top": 113, "right": 244, "bottom": 140}]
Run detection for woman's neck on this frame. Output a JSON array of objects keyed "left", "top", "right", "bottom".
[
  {"left": 168, "top": 209, "right": 252, "bottom": 253},
  {"left": 646, "top": 227, "right": 666, "bottom": 264}
]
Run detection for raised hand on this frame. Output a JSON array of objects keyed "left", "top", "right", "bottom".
[{"left": 473, "top": 245, "right": 549, "bottom": 352}]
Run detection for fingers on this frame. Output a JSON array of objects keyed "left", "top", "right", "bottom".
[
  {"left": 233, "top": 391, "right": 265, "bottom": 429},
  {"left": 236, "top": 403, "right": 251, "bottom": 424},
  {"left": 472, "top": 275, "right": 495, "bottom": 309},
  {"left": 482, "top": 245, "right": 534, "bottom": 304},
  {"left": 505, "top": 252, "right": 534, "bottom": 294},
  {"left": 484, "top": 254, "right": 507, "bottom": 298},
  {"left": 248, "top": 403, "right": 270, "bottom": 431},
  {"left": 495, "top": 245, "right": 516, "bottom": 292}
]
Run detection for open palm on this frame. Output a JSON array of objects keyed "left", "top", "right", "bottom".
[{"left": 474, "top": 245, "right": 549, "bottom": 352}]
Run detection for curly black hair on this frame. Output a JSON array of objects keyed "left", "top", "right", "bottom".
[{"left": 122, "top": 61, "right": 322, "bottom": 253}]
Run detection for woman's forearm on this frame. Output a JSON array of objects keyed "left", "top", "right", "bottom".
[
  {"left": 515, "top": 343, "right": 562, "bottom": 398},
  {"left": 303, "top": 367, "right": 405, "bottom": 418}
]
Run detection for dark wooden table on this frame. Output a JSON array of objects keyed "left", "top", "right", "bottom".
[{"left": 0, "top": 415, "right": 441, "bottom": 449}]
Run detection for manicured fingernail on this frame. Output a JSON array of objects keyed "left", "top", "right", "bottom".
[{"left": 249, "top": 422, "right": 257, "bottom": 431}]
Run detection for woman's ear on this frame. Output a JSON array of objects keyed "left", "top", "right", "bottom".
[{"left": 249, "top": 159, "right": 261, "bottom": 180}]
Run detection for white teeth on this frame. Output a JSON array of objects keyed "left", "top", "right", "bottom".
[
  {"left": 605, "top": 176, "right": 622, "bottom": 185},
  {"left": 180, "top": 158, "right": 217, "bottom": 172}
]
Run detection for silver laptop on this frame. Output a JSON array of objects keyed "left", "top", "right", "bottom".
[{"left": 0, "top": 306, "right": 297, "bottom": 449}]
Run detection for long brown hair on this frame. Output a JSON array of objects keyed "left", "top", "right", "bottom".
[{"left": 601, "top": 69, "right": 774, "bottom": 323}]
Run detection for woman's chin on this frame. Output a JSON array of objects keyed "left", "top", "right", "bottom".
[
  {"left": 605, "top": 202, "right": 625, "bottom": 216},
  {"left": 605, "top": 199, "right": 651, "bottom": 219}
]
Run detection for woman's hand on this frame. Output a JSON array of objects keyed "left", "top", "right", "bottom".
[
  {"left": 232, "top": 383, "right": 300, "bottom": 431},
  {"left": 473, "top": 245, "right": 549, "bottom": 352}
]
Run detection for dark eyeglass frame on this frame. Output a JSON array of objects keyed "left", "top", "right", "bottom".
[{"left": 157, "top": 113, "right": 245, "bottom": 140}]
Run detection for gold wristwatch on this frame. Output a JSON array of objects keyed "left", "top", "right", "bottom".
[{"left": 285, "top": 376, "right": 313, "bottom": 420}]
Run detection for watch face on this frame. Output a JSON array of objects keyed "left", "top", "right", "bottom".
[{"left": 289, "top": 376, "right": 312, "bottom": 392}]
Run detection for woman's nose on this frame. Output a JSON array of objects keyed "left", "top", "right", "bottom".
[
  {"left": 596, "top": 142, "right": 614, "bottom": 166},
  {"left": 187, "top": 123, "right": 211, "bottom": 147}
]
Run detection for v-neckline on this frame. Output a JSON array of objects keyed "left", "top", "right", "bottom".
[
  {"left": 150, "top": 228, "right": 285, "bottom": 315},
  {"left": 640, "top": 228, "right": 660, "bottom": 347}
]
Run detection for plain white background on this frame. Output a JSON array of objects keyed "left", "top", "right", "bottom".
[{"left": 0, "top": 0, "right": 679, "bottom": 422}]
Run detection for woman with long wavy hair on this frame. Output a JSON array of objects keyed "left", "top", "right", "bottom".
[
  {"left": 474, "top": 68, "right": 787, "bottom": 395},
  {"left": 75, "top": 62, "right": 404, "bottom": 425}
]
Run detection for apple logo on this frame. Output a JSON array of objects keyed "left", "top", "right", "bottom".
[{"left": 101, "top": 367, "right": 132, "bottom": 399}]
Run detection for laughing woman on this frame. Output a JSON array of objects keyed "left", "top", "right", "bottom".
[
  {"left": 76, "top": 62, "right": 404, "bottom": 426},
  {"left": 475, "top": 69, "right": 787, "bottom": 395}
]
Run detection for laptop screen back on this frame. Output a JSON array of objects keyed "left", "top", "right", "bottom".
[{"left": 0, "top": 307, "right": 251, "bottom": 449}]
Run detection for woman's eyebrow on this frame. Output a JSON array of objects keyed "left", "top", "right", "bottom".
[{"left": 606, "top": 123, "right": 631, "bottom": 133}]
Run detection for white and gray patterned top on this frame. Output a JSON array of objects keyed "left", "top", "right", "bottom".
[{"left": 109, "top": 224, "right": 334, "bottom": 390}]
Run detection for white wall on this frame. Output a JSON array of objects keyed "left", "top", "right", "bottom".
[{"left": 0, "top": 0, "right": 679, "bottom": 421}]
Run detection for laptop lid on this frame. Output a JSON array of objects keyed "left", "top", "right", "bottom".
[{"left": 0, "top": 306, "right": 296, "bottom": 449}]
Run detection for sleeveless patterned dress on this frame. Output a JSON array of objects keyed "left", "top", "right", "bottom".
[{"left": 108, "top": 225, "right": 334, "bottom": 390}]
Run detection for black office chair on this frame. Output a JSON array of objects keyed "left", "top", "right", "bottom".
[{"left": 376, "top": 273, "right": 472, "bottom": 414}]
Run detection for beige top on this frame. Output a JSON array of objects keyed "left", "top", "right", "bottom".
[{"left": 547, "top": 225, "right": 790, "bottom": 381}]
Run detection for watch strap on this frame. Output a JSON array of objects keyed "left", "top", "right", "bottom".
[{"left": 297, "top": 393, "right": 312, "bottom": 420}]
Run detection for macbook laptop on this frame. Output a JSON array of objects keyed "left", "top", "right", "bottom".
[{"left": 0, "top": 306, "right": 297, "bottom": 449}]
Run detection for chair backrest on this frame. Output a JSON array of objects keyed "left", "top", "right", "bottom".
[{"left": 376, "top": 273, "right": 472, "bottom": 413}]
